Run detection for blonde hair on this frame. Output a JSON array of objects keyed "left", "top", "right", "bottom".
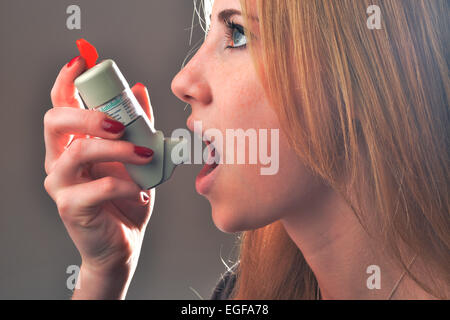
[{"left": 225, "top": 0, "right": 449, "bottom": 299}]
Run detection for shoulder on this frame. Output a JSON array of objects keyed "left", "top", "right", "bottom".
[{"left": 210, "top": 261, "right": 240, "bottom": 300}]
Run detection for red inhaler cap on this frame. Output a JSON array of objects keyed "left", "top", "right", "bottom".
[{"left": 76, "top": 39, "right": 98, "bottom": 69}]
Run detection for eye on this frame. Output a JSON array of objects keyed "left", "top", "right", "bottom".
[{"left": 225, "top": 20, "right": 247, "bottom": 49}]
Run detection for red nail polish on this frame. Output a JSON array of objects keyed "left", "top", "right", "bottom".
[
  {"left": 102, "top": 118, "right": 125, "bottom": 133},
  {"left": 67, "top": 56, "right": 81, "bottom": 68},
  {"left": 134, "top": 146, "right": 154, "bottom": 158},
  {"left": 136, "top": 82, "right": 145, "bottom": 88}
]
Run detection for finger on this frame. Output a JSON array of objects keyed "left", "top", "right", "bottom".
[
  {"left": 53, "top": 138, "right": 154, "bottom": 187},
  {"left": 44, "top": 108, "right": 126, "bottom": 174},
  {"left": 51, "top": 56, "right": 86, "bottom": 107},
  {"left": 57, "top": 177, "right": 150, "bottom": 228},
  {"left": 132, "top": 83, "right": 155, "bottom": 126}
]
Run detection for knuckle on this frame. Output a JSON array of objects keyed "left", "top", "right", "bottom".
[
  {"left": 100, "top": 177, "right": 118, "bottom": 194},
  {"left": 78, "top": 110, "right": 90, "bottom": 128},
  {"left": 43, "top": 108, "right": 56, "bottom": 130},
  {"left": 100, "top": 140, "right": 128, "bottom": 160},
  {"left": 56, "top": 190, "right": 98, "bottom": 229},
  {"left": 55, "top": 191, "right": 72, "bottom": 218},
  {"left": 67, "top": 138, "right": 87, "bottom": 157},
  {"left": 110, "top": 140, "right": 125, "bottom": 155},
  {"left": 44, "top": 160, "right": 52, "bottom": 175},
  {"left": 117, "top": 141, "right": 134, "bottom": 156},
  {"left": 82, "top": 110, "right": 101, "bottom": 132},
  {"left": 43, "top": 175, "right": 54, "bottom": 196},
  {"left": 50, "top": 86, "right": 58, "bottom": 105}
]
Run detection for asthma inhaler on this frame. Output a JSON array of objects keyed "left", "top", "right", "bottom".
[{"left": 73, "top": 39, "right": 188, "bottom": 189}]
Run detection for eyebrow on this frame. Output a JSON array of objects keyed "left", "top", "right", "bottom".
[{"left": 216, "top": 9, "right": 259, "bottom": 23}]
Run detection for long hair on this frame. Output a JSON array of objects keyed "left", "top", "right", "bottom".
[{"left": 227, "top": 0, "right": 449, "bottom": 299}]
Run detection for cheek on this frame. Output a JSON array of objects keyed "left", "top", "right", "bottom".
[
  {"left": 206, "top": 60, "right": 324, "bottom": 232},
  {"left": 210, "top": 125, "right": 322, "bottom": 233},
  {"left": 213, "top": 59, "right": 267, "bottom": 128}
]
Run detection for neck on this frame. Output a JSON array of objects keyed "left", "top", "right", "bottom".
[{"left": 280, "top": 186, "right": 424, "bottom": 299}]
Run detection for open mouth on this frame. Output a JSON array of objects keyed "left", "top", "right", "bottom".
[{"left": 199, "top": 139, "right": 220, "bottom": 178}]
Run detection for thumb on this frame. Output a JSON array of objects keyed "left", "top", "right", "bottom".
[{"left": 132, "top": 83, "right": 155, "bottom": 126}]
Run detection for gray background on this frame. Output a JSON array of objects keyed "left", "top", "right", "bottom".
[{"left": 0, "top": 0, "right": 237, "bottom": 299}]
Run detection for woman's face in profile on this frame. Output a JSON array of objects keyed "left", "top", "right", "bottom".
[{"left": 171, "top": 0, "right": 327, "bottom": 233}]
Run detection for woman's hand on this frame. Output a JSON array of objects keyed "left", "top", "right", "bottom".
[{"left": 44, "top": 56, "right": 156, "bottom": 299}]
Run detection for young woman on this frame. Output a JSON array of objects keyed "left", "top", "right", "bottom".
[{"left": 43, "top": 0, "right": 449, "bottom": 299}]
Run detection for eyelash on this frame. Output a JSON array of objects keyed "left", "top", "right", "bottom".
[{"left": 224, "top": 18, "right": 247, "bottom": 50}]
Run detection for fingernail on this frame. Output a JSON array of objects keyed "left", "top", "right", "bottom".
[
  {"left": 102, "top": 118, "right": 125, "bottom": 134},
  {"left": 136, "top": 82, "right": 145, "bottom": 88},
  {"left": 67, "top": 56, "right": 81, "bottom": 68},
  {"left": 134, "top": 146, "right": 154, "bottom": 158}
]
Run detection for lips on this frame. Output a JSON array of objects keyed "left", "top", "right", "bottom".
[
  {"left": 195, "top": 132, "right": 221, "bottom": 195},
  {"left": 187, "top": 117, "right": 222, "bottom": 194},
  {"left": 201, "top": 140, "right": 220, "bottom": 176}
]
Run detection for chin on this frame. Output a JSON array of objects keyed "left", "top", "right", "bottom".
[
  {"left": 210, "top": 205, "right": 249, "bottom": 234},
  {"left": 210, "top": 203, "right": 277, "bottom": 234}
]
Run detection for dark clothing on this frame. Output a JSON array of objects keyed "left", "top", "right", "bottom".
[{"left": 210, "top": 263, "right": 239, "bottom": 300}]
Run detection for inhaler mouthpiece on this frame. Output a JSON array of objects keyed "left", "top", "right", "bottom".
[{"left": 74, "top": 59, "right": 188, "bottom": 189}]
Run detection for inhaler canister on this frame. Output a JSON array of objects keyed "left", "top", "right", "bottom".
[{"left": 74, "top": 59, "right": 187, "bottom": 190}]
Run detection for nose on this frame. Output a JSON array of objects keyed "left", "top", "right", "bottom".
[{"left": 171, "top": 52, "right": 213, "bottom": 107}]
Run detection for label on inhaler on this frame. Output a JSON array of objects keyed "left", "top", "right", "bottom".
[{"left": 94, "top": 90, "right": 139, "bottom": 126}]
